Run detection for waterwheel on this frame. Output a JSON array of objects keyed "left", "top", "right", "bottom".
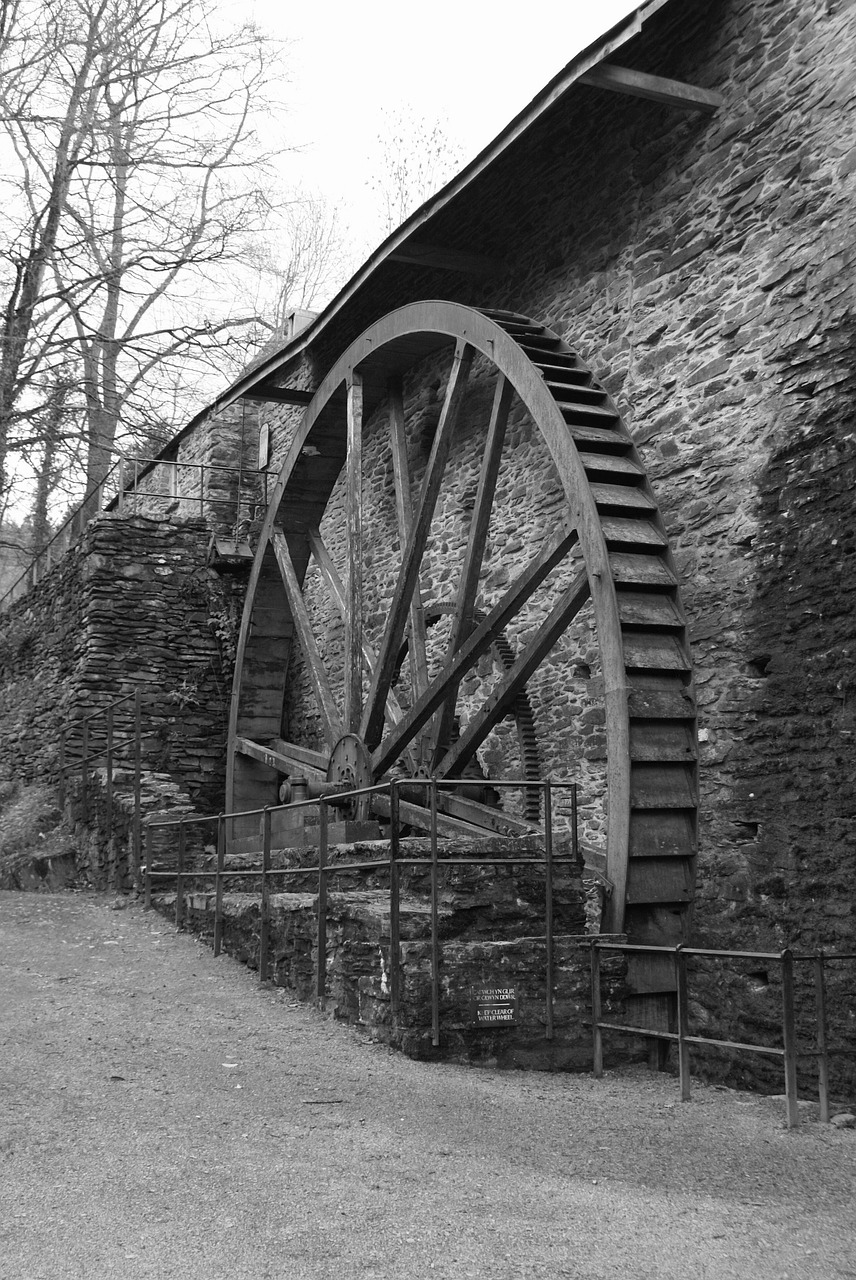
[{"left": 227, "top": 301, "right": 697, "bottom": 1016}]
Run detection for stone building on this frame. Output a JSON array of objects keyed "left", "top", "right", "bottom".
[{"left": 2, "top": 0, "right": 854, "bottom": 1085}]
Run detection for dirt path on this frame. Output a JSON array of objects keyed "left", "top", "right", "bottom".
[{"left": 1, "top": 890, "right": 854, "bottom": 1280}]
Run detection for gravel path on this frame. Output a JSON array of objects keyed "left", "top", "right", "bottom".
[{"left": 1, "top": 890, "right": 854, "bottom": 1280}]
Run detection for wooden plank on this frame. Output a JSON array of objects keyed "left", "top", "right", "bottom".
[
  {"left": 630, "top": 763, "right": 696, "bottom": 809},
  {"left": 241, "top": 385, "right": 314, "bottom": 405},
  {"left": 345, "top": 374, "right": 363, "bottom": 734},
  {"left": 601, "top": 517, "right": 669, "bottom": 548},
  {"left": 270, "top": 738, "right": 329, "bottom": 775},
  {"left": 432, "top": 373, "right": 514, "bottom": 763},
  {"left": 622, "top": 634, "right": 690, "bottom": 672},
  {"left": 437, "top": 565, "right": 591, "bottom": 778},
  {"left": 616, "top": 591, "right": 683, "bottom": 629},
  {"left": 271, "top": 527, "right": 343, "bottom": 748},
  {"left": 590, "top": 482, "right": 657, "bottom": 511},
  {"left": 609, "top": 552, "right": 677, "bottom": 587},
  {"left": 579, "top": 452, "right": 645, "bottom": 480},
  {"left": 624, "top": 961, "right": 678, "bottom": 999},
  {"left": 372, "top": 526, "right": 578, "bottom": 778},
  {"left": 626, "top": 856, "right": 694, "bottom": 904},
  {"left": 629, "top": 810, "right": 697, "bottom": 858},
  {"left": 361, "top": 341, "right": 475, "bottom": 748},
  {"left": 388, "top": 376, "right": 430, "bottom": 704},
  {"left": 579, "top": 62, "right": 723, "bottom": 114},
  {"left": 371, "top": 791, "right": 537, "bottom": 840},
  {"left": 627, "top": 679, "right": 695, "bottom": 719},
  {"left": 624, "top": 903, "right": 688, "bottom": 948},
  {"left": 629, "top": 721, "right": 697, "bottom": 762},
  {"left": 235, "top": 735, "right": 327, "bottom": 779}
]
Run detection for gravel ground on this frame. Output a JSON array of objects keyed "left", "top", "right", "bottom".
[{"left": 1, "top": 890, "right": 854, "bottom": 1280}]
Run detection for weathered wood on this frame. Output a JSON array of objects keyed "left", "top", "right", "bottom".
[
  {"left": 626, "top": 856, "right": 694, "bottom": 904},
  {"left": 271, "top": 738, "right": 329, "bottom": 775},
  {"left": 387, "top": 375, "right": 430, "bottom": 704},
  {"left": 629, "top": 810, "right": 697, "bottom": 858},
  {"left": 616, "top": 591, "right": 683, "bottom": 629},
  {"left": 630, "top": 763, "right": 696, "bottom": 809},
  {"left": 241, "top": 385, "right": 314, "bottom": 405},
  {"left": 579, "top": 62, "right": 723, "bottom": 114},
  {"left": 372, "top": 526, "right": 579, "bottom": 778},
  {"left": 271, "top": 527, "right": 343, "bottom": 748},
  {"left": 601, "top": 517, "right": 669, "bottom": 548},
  {"left": 345, "top": 374, "right": 363, "bottom": 734},
  {"left": 437, "top": 565, "right": 591, "bottom": 779},
  {"left": 361, "top": 340, "right": 475, "bottom": 749},
  {"left": 629, "top": 721, "right": 697, "bottom": 762},
  {"left": 590, "top": 482, "right": 658, "bottom": 511},
  {"left": 387, "top": 239, "right": 500, "bottom": 275},
  {"left": 622, "top": 634, "right": 690, "bottom": 671},
  {"left": 235, "top": 735, "right": 327, "bottom": 779},
  {"left": 432, "top": 373, "right": 514, "bottom": 764}
]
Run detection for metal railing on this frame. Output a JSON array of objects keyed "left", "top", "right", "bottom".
[
  {"left": 590, "top": 940, "right": 855, "bottom": 1128},
  {"left": 0, "top": 455, "right": 267, "bottom": 613},
  {"left": 59, "top": 688, "right": 143, "bottom": 888},
  {"left": 143, "top": 778, "right": 581, "bottom": 1045}
]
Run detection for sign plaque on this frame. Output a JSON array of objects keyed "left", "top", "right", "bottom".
[{"left": 470, "top": 984, "right": 518, "bottom": 1027}]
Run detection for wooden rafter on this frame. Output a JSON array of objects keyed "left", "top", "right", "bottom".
[
  {"left": 361, "top": 340, "right": 475, "bottom": 749},
  {"left": 578, "top": 63, "right": 723, "bottom": 114},
  {"left": 271, "top": 527, "right": 343, "bottom": 748},
  {"left": 388, "top": 375, "right": 430, "bottom": 702}
]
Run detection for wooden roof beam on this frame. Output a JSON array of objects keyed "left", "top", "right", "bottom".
[
  {"left": 388, "top": 240, "right": 501, "bottom": 276},
  {"left": 578, "top": 62, "right": 723, "bottom": 114},
  {"left": 241, "top": 385, "right": 314, "bottom": 405}
]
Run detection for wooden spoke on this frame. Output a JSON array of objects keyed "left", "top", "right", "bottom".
[
  {"left": 371, "top": 526, "right": 578, "bottom": 778},
  {"left": 307, "top": 526, "right": 406, "bottom": 730},
  {"left": 360, "top": 340, "right": 475, "bottom": 749},
  {"left": 271, "top": 527, "right": 343, "bottom": 748},
  {"left": 345, "top": 374, "right": 363, "bottom": 733},
  {"left": 436, "top": 566, "right": 591, "bottom": 779},
  {"left": 388, "top": 375, "right": 430, "bottom": 703},
  {"left": 431, "top": 372, "right": 514, "bottom": 764}
]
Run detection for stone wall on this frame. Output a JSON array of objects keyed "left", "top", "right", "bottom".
[{"left": 0, "top": 513, "right": 243, "bottom": 816}]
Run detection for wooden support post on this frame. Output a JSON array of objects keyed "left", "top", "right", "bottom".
[
  {"left": 781, "top": 949, "right": 799, "bottom": 1129},
  {"left": 591, "top": 942, "right": 603, "bottom": 1078},
  {"left": 430, "top": 779, "right": 440, "bottom": 1048},
  {"left": 260, "top": 808, "right": 272, "bottom": 983},
  {"left": 345, "top": 374, "right": 363, "bottom": 733},
  {"left": 544, "top": 780, "right": 554, "bottom": 1042},
  {"left": 389, "top": 781, "right": 401, "bottom": 1025},
  {"left": 175, "top": 819, "right": 185, "bottom": 928},
  {"left": 814, "top": 952, "right": 829, "bottom": 1123},
  {"left": 214, "top": 814, "right": 225, "bottom": 957},
  {"left": 675, "top": 945, "right": 691, "bottom": 1102},
  {"left": 316, "top": 800, "right": 328, "bottom": 1006}
]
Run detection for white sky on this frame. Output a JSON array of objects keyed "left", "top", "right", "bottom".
[{"left": 251, "top": 0, "right": 641, "bottom": 254}]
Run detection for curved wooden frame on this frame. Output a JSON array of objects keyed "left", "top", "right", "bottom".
[{"left": 228, "top": 301, "right": 697, "bottom": 964}]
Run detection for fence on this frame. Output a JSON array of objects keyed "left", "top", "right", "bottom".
[
  {"left": 0, "top": 455, "right": 267, "bottom": 613},
  {"left": 143, "top": 778, "right": 581, "bottom": 1046},
  {"left": 590, "top": 940, "right": 856, "bottom": 1128},
  {"left": 59, "top": 688, "right": 143, "bottom": 889}
]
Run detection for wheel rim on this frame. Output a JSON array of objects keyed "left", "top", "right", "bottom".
[{"left": 228, "top": 301, "right": 697, "bottom": 959}]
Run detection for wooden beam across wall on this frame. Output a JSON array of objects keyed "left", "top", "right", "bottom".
[
  {"left": 578, "top": 62, "right": 723, "bottom": 114},
  {"left": 241, "top": 386, "right": 314, "bottom": 406},
  {"left": 387, "top": 241, "right": 501, "bottom": 276}
]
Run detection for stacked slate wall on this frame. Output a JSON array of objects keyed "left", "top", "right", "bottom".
[{"left": 0, "top": 514, "right": 242, "bottom": 816}]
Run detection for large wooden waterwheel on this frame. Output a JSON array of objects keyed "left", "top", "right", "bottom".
[{"left": 227, "top": 301, "right": 697, "bottom": 1012}]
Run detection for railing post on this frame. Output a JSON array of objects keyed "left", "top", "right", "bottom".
[
  {"left": 781, "top": 948, "right": 799, "bottom": 1129},
  {"left": 591, "top": 940, "right": 603, "bottom": 1078},
  {"left": 571, "top": 782, "right": 579, "bottom": 865},
  {"left": 133, "top": 688, "right": 142, "bottom": 893},
  {"left": 106, "top": 706, "right": 114, "bottom": 885},
  {"left": 316, "top": 799, "right": 328, "bottom": 1006},
  {"left": 389, "top": 780, "right": 401, "bottom": 1026},
  {"left": 260, "top": 807, "right": 272, "bottom": 982},
  {"left": 133, "top": 459, "right": 139, "bottom": 514},
  {"left": 214, "top": 813, "right": 225, "bottom": 956},
  {"left": 814, "top": 951, "right": 830, "bottom": 1123},
  {"left": 430, "top": 777, "right": 440, "bottom": 1048},
  {"left": 199, "top": 463, "right": 205, "bottom": 518},
  {"left": 144, "top": 823, "right": 153, "bottom": 910},
  {"left": 175, "top": 818, "right": 185, "bottom": 928},
  {"left": 675, "top": 944, "right": 691, "bottom": 1102},
  {"left": 544, "top": 779, "right": 554, "bottom": 1042}
]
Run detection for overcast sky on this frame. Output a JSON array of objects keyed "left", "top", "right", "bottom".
[{"left": 251, "top": 1, "right": 641, "bottom": 251}]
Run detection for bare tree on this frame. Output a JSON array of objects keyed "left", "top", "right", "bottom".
[
  {"left": 370, "top": 107, "right": 464, "bottom": 237},
  {"left": 0, "top": 0, "right": 290, "bottom": 505}
]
